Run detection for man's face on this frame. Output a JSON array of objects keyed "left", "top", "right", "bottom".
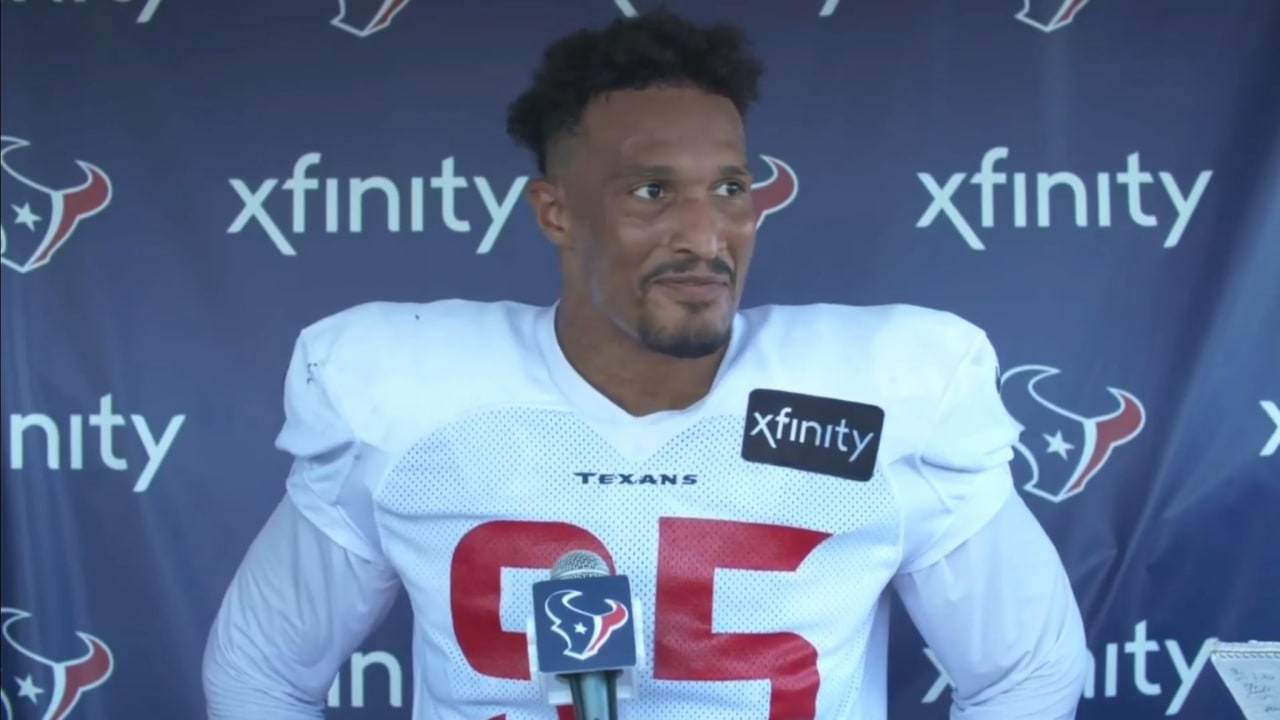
[{"left": 536, "top": 85, "right": 757, "bottom": 359}]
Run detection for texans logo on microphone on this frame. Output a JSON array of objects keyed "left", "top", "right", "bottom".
[
  {"left": 0, "top": 136, "right": 113, "bottom": 274},
  {"left": 1000, "top": 365, "right": 1145, "bottom": 503},
  {"left": 0, "top": 608, "right": 114, "bottom": 720},
  {"left": 544, "top": 589, "right": 630, "bottom": 662}
]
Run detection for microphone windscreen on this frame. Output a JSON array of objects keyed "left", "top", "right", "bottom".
[{"left": 550, "top": 550, "right": 610, "bottom": 580}]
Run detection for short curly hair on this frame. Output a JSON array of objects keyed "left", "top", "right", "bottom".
[{"left": 506, "top": 9, "right": 765, "bottom": 176}]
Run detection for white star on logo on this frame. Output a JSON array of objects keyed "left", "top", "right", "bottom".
[
  {"left": 573, "top": 622, "right": 587, "bottom": 635},
  {"left": 12, "top": 202, "right": 41, "bottom": 231},
  {"left": 16, "top": 674, "right": 44, "bottom": 702},
  {"left": 1044, "top": 430, "right": 1075, "bottom": 459}
]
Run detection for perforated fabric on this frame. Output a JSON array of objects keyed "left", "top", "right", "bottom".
[
  {"left": 376, "top": 406, "right": 901, "bottom": 720},
  {"left": 273, "top": 297, "right": 1018, "bottom": 720}
]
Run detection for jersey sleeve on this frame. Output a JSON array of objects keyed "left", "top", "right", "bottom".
[
  {"left": 275, "top": 321, "right": 390, "bottom": 565},
  {"left": 892, "top": 491, "right": 1089, "bottom": 718},
  {"left": 203, "top": 496, "right": 401, "bottom": 718},
  {"left": 896, "top": 327, "right": 1023, "bottom": 573},
  {"left": 203, "top": 319, "right": 404, "bottom": 716}
]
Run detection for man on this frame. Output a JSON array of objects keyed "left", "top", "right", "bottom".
[{"left": 203, "top": 9, "right": 1089, "bottom": 719}]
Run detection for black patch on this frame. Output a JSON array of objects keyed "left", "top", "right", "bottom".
[{"left": 741, "top": 389, "right": 885, "bottom": 482}]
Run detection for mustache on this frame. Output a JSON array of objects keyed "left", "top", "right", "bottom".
[{"left": 640, "top": 257, "right": 735, "bottom": 287}]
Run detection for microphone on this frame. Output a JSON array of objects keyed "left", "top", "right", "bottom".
[
  {"left": 526, "top": 549, "right": 644, "bottom": 720},
  {"left": 552, "top": 551, "right": 620, "bottom": 720}
]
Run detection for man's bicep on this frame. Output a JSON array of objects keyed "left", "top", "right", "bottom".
[
  {"left": 275, "top": 324, "right": 391, "bottom": 564},
  {"left": 203, "top": 494, "right": 401, "bottom": 718},
  {"left": 892, "top": 492, "right": 1088, "bottom": 719},
  {"left": 898, "top": 327, "right": 1023, "bottom": 572}
]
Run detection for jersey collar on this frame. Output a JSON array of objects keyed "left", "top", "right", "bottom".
[{"left": 533, "top": 301, "right": 748, "bottom": 429}]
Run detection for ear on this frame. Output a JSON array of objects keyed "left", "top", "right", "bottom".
[{"left": 525, "top": 178, "right": 573, "bottom": 249}]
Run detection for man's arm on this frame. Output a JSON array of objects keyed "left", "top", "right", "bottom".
[
  {"left": 203, "top": 495, "right": 400, "bottom": 719},
  {"left": 204, "top": 320, "right": 402, "bottom": 718},
  {"left": 891, "top": 324, "right": 1089, "bottom": 719},
  {"left": 893, "top": 492, "right": 1088, "bottom": 719}
]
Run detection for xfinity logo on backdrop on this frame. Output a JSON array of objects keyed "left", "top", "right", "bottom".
[
  {"left": 916, "top": 147, "right": 1213, "bottom": 250},
  {"left": 0, "top": 0, "right": 163, "bottom": 23},
  {"left": 326, "top": 650, "right": 403, "bottom": 709},
  {"left": 741, "top": 389, "right": 883, "bottom": 482},
  {"left": 1262, "top": 400, "right": 1279, "bottom": 457},
  {"left": 922, "top": 620, "right": 1215, "bottom": 715},
  {"left": 227, "top": 154, "right": 528, "bottom": 256},
  {"left": 3, "top": 394, "right": 185, "bottom": 492}
]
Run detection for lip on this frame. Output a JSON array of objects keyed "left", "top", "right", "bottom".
[{"left": 651, "top": 274, "right": 729, "bottom": 302}]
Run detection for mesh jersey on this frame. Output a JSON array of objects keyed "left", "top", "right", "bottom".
[{"left": 278, "top": 299, "right": 1023, "bottom": 720}]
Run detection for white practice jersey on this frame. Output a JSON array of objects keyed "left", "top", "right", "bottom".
[{"left": 204, "top": 299, "right": 1089, "bottom": 720}]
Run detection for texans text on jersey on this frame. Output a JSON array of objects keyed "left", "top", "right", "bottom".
[{"left": 573, "top": 472, "right": 699, "bottom": 486}]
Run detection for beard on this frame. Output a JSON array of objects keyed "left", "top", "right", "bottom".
[
  {"left": 635, "top": 303, "right": 732, "bottom": 359},
  {"left": 632, "top": 256, "right": 737, "bottom": 359}
]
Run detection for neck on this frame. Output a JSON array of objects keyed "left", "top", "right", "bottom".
[{"left": 553, "top": 300, "right": 728, "bottom": 417}]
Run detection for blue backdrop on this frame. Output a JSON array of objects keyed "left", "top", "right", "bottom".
[{"left": 2, "top": 1, "right": 1277, "bottom": 718}]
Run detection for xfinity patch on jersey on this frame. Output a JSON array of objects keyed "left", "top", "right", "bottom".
[{"left": 741, "top": 389, "right": 885, "bottom": 482}]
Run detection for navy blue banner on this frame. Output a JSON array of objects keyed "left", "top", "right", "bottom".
[{"left": 2, "top": 1, "right": 1276, "bottom": 718}]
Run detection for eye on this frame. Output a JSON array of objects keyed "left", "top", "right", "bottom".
[
  {"left": 630, "top": 183, "right": 666, "bottom": 200},
  {"left": 715, "top": 181, "right": 748, "bottom": 196}
]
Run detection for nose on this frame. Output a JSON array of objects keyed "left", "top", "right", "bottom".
[{"left": 668, "top": 196, "right": 722, "bottom": 258}]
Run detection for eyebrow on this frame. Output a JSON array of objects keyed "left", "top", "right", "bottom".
[{"left": 610, "top": 164, "right": 752, "bottom": 180}]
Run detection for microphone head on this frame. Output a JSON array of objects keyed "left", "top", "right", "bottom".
[{"left": 550, "top": 549, "right": 610, "bottom": 580}]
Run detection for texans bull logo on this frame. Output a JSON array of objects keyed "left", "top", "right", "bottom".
[
  {"left": 0, "top": 608, "right": 114, "bottom": 720},
  {"left": 0, "top": 137, "right": 112, "bottom": 274},
  {"left": 750, "top": 155, "right": 798, "bottom": 230},
  {"left": 331, "top": 0, "right": 410, "bottom": 37},
  {"left": 614, "top": 1, "right": 1092, "bottom": 30},
  {"left": 544, "top": 590, "right": 630, "bottom": 662},
  {"left": 1016, "top": 0, "right": 1093, "bottom": 32},
  {"left": 329, "top": 0, "right": 1095, "bottom": 37},
  {"left": 1000, "top": 365, "right": 1145, "bottom": 503},
  {"left": 613, "top": 0, "right": 841, "bottom": 17}
]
